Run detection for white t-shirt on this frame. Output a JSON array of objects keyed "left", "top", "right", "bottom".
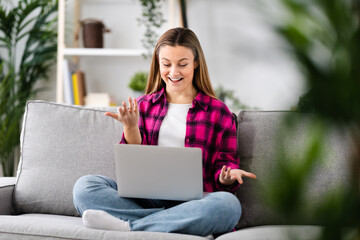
[{"left": 158, "top": 103, "right": 192, "bottom": 147}]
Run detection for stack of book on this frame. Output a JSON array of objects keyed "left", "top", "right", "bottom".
[
  {"left": 63, "top": 59, "right": 86, "bottom": 105},
  {"left": 63, "top": 59, "right": 116, "bottom": 106}
]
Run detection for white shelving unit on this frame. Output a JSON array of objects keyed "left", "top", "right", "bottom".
[
  {"left": 56, "top": 0, "right": 178, "bottom": 104},
  {"left": 63, "top": 48, "right": 147, "bottom": 57}
]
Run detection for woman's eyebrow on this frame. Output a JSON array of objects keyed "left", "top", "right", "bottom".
[{"left": 161, "top": 57, "right": 189, "bottom": 61}]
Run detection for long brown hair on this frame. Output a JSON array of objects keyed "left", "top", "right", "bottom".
[{"left": 145, "top": 28, "right": 217, "bottom": 99}]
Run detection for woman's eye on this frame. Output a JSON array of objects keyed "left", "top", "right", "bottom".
[
  {"left": 163, "top": 63, "right": 171, "bottom": 67},
  {"left": 179, "top": 64, "right": 188, "bottom": 67}
]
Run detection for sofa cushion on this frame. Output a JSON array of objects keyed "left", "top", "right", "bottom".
[
  {"left": 0, "top": 177, "right": 16, "bottom": 215},
  {"left": 14, "top": 101, "right": 123, "bottom": 216},
  {"left": 236, "top": 111, "right": 355, "bottom": 228},
  {"left": 216, "top": 225, "right": 322, "bottom": 240},
  {"left": 0, "top": 214, "right": 206, "bottom": 240}
]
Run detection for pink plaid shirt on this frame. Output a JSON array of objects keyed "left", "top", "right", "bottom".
[{"left": 121, "top": 88, "right": 240, "bottom": 193}]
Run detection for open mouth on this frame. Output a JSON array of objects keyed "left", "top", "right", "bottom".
[{"left": 168, "top": 77, "right": 183, "bottom": 83}]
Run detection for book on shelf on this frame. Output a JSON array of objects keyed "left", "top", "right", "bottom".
[
  {"left": 72, "top": 73, "right": 80, "bottom": 105},
  {"left": 63, "top": 59, "right": 87, "bottom": 106},
  {"left": 63, "top": 59, "right": 115, "bottom": 107},
  {"left": 72, "top": 70, "right": 87, "bottom": 106},
  {"left": 77, "top": 71, "right": 87, "bottom": 105},
  {"left": 63, "top": 59, "right": 75, "bottom": 105},
  {"left": 85, "top": 93, "right": 117, "bottom": 107}
]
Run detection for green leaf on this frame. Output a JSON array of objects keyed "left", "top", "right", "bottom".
[{"left": 0, "top": 0, "right": 57, "bottom": 176}]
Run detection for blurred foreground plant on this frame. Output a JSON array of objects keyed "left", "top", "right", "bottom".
[
  {"left": 263, "top": 0, "right": 360, "bottom": 239},
  {"left": 278, "top": 0, "right": 360, "bottom": 122},
  {"left": 0, "top": 0, "right": 58, "bottom": 176}
]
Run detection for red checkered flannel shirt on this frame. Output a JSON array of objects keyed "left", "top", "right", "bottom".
[{"left": 121, "top": 88, "right": 240, "bottom": 193}]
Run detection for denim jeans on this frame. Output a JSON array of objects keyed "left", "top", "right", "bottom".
[{"left": 73, "top": 175, "right": 241, "bottom": 236}]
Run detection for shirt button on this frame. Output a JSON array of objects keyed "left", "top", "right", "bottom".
[{"left": 186, "top": 139, "right": 190, "bottom": 143}]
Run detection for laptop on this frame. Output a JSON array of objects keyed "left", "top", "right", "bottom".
[{"left": 113, "top": 144, "right": 203, "bottom": 201}]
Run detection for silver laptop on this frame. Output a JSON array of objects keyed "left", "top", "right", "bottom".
[{"left": 113, "top": 144, "right": 203, "bottom": 201}]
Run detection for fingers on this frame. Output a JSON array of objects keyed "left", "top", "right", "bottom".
[
  {"left": 119, "top": 98, "right": 134, "bottom": 115},
  {"left": 220, "top": 165, "right": 226, "bottom": 179},
  {"left": 226, "top": 167, "right": 231, "bottom": 179},
  {"left": 220, "top": 166, "right": 232, "bottom": 180},
  {"left": 126, "top": 97, "right": 137, "bottom": 114},
  {"left": 104, "top": 97, "right": 139, "bottom": 125},
  {"left": 122, "top": 101, "right": 128, "bottom": 115},
  {"left": 130, "top": 97, "right": 138, "bottom": 114},
  {"left": 236, "top": 175, "right": 244, "bottom": 185},
  {"left": 236, "top": 170, "right": 257, "bottom": 185},
  {"left": 134, "top": 98, "right": 138, "bottom": 113},
  {"left": 128, "top": 97, "right": 133, "bottom": 113},
  {"left": 243, "top": 171, "right": 257, "bottom": 179},
  {"left": 104, "top": 112, "right": 119, "bottom": 120},
  {"left": 119, "top": 106, "right": 125, "bottom": 116}
]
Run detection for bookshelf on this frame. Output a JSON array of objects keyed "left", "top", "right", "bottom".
[
  {"left": 56, "top": 0, "right": 178, "bottom": 104},
  {"left": 63, "top": 48, "right": 147, "bottom": 57}
]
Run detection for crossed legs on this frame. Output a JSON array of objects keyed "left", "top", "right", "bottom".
[{"left": 73, "top": 175, "right": 241, "bottom": 236}]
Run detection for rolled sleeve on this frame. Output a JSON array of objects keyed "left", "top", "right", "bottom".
[{"left": 213, "top": 117, "right": 240, "bottom": 193}]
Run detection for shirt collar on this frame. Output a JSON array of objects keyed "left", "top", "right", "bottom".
[
  {"left": 152, "top": 88, "right": 166, "bottom": 103},
  {"left": 193, "top": 91, "right": 210, "bottom": 111},
  {"left": 152, "top": 87, "right": 210, "bottom": 111}
]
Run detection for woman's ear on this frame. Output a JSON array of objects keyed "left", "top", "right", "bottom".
[{"left": 194, "top": 61, "right": 199, "bottom": 69}]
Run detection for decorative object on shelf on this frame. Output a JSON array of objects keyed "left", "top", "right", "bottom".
[
  {"left": 0, "top": 0, "right": 58, "bottom": 177},
  {"left": 85, "top": 93, "right": 116, "bottom": 107},
  {"left": 129, "top": 71, "right": 148, "bottom": 95},
  {"left": 80, "top": 18, "right": 110, "bottom": 48},
  {"left": 137, "top": 0, "right": 166, "bottom": 59}
]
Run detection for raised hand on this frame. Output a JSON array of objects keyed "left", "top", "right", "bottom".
[
  {"left": 105, "top": 97, "right": 141, "bottom": 144},
  {"left": 219, "top": 165, "right": 257, "bottom": 186},
  {"left": 105, "top": 97, "right": 139, "bottom": 129}
]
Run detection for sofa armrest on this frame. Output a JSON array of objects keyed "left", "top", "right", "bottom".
[{"left": 0, "top": 177, "right": 16, "bottom": 215}]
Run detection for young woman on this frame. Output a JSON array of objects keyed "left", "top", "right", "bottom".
[{"left": 73, "top": 27, "right": 256, "bottom": 237}]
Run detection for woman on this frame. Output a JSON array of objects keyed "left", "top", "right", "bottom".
[{"left": 73, "top": 27, "right": 256, "bottom": 236}]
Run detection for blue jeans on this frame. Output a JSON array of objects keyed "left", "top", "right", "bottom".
[{"left": 73, "top": 175, "right": 241, "bottom": 236}]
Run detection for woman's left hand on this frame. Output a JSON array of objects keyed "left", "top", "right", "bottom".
[{"left": 219, "top": 165, "right": 257, "bottom": 186}]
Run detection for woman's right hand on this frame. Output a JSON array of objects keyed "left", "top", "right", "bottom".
[
  {"left": 105, "top": 97, "right": 139, "bottom": 128},
  {"left": 105, "top": 97, "right": 141, "bottom": 144}
]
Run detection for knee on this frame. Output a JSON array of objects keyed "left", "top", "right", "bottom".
[
  {"left": 73, "top": 175, "right": 110, "bottom": 203},
  {"left": 213, "top": 192, "right": 241, "bottom": 212},
  {"left": 73, "top": 175, "right": 93, "bottom": 202},
  {"left": 207, "top": 192, "right": 242, "bottom": 226}
]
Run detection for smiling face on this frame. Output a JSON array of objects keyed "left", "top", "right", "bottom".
[{"left": 158, "top": 45, "right": 198, "bottom": 103}]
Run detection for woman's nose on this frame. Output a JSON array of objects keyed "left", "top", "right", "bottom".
[{"left": 169, "top": 66, "right": 179, "bottom": 76}]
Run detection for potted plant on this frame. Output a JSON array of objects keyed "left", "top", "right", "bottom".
[
  {"left": 128, "top": 71, "right": 148, "bottom": 97},
  {"left": 215, "top": 85, "right": 254, "bottom": 113},
  {"left": 0, "top": 0, "right": 58, "bottom": 176},
  {"left": 137, "top": 0, "right": 166, "bottom": 59},
  {"left": 137, "top": 0, "right": 189, "bottom": 59}
]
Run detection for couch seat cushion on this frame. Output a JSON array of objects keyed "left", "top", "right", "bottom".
[
  {"left": 216, "top": 225, "right": 322, "bottom": 240},
  {"left": 0, "top": 214, "right": 207, "bottom": 240}
]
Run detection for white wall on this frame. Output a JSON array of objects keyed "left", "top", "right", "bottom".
[
  {"left": 36, "top": 0, "right": 306, "bottom": 111},
  {"left": 186, "top": 0, "right": 305, "bottom": 110}
]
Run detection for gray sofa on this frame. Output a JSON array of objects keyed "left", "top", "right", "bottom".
[{"left": 0, "top": 100, "right": 355, "bottom": 240}]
